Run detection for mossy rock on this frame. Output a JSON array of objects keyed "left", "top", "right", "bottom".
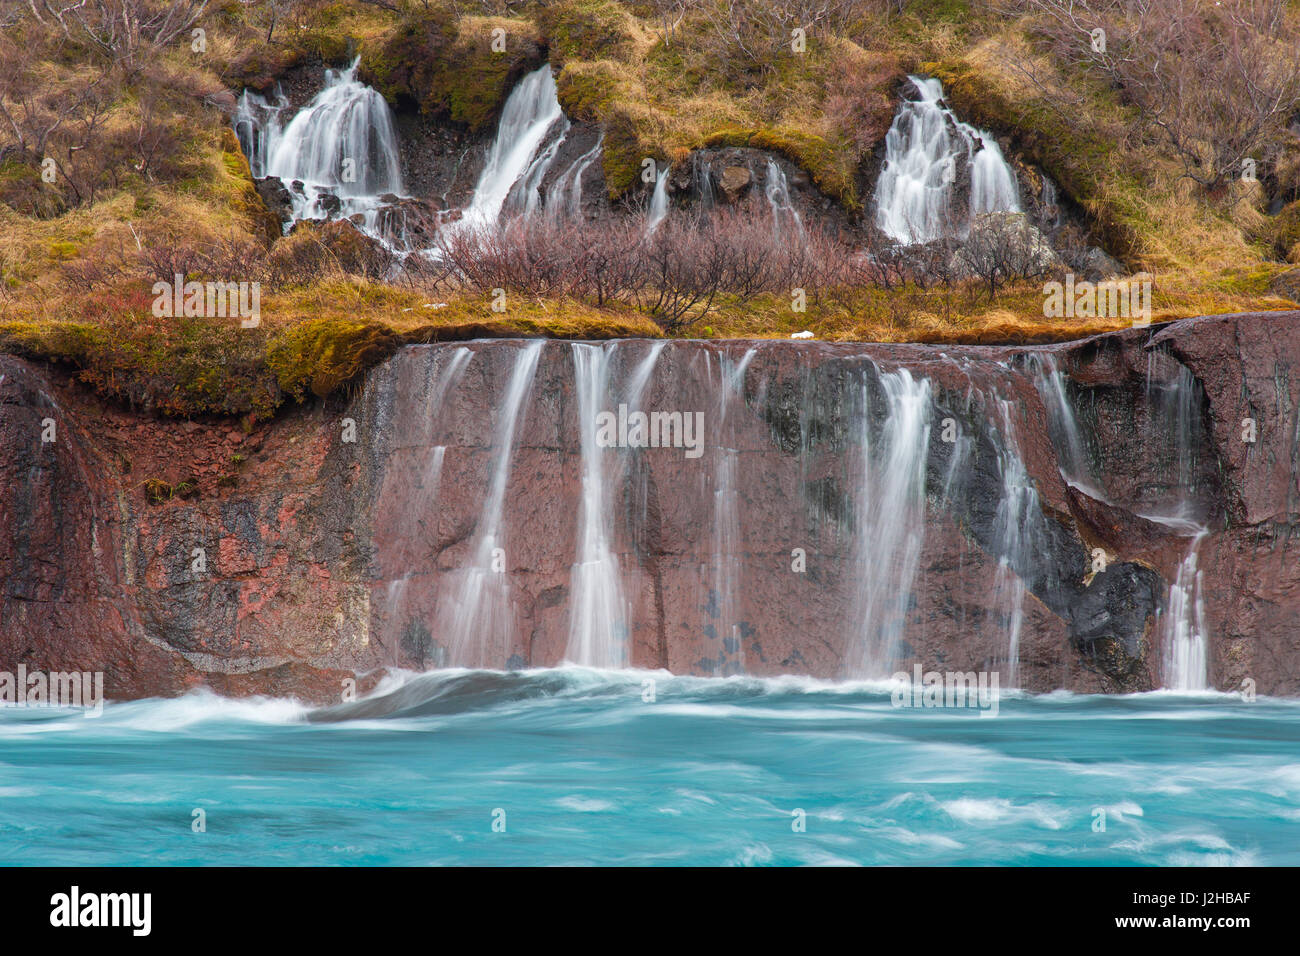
[
  {"left": 702, "top": 126, "right": 859, "bottom": 210},
  {"left": 224, "top": 46, "right": 306, "bottom": 92},
  {"left": 555, "top": 60, "right": 623, "bottom": 121},
  {"left": 267, "top": 316, "right": 404, "bottom": 400},
  {"left": 363, "top": 15, "right": 543, "bottom": 132},
  {"left": 270, "top": 219, "right": 392, "bottom": 284},
  {"left": 359, "top": 10, "right": 459, "bottom": 109},
  {"left": 1, "top": 315, "right": 279, "bottom": 418},
  {"left": 220, "top": 128, "right": 284, "bottom": 243},
  {"left": 535, "top": 0, "right": 634, "bottom": 65}
]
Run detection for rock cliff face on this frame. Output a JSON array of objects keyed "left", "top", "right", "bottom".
[{"left": 2, "top": 311, "right": 1298, "bottom": 702}]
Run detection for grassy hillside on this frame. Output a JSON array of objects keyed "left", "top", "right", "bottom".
[{"left": 1, "top": 0, "right": 1297, "bottom": 418}]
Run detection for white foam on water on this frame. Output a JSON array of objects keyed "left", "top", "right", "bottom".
[{"left": 874, "top": 75, "right": 1019, "bottom": 244}]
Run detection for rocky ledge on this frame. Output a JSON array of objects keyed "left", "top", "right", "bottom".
[{"left": 2, "top": 311, "right": 1297, "bottom": 702}]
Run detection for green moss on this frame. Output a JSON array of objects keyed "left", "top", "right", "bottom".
[
  {"left": 908, "top": 0, "right": 972, "bottom": 23},
  {"left": 219, "top": 127, "right": 284, "bottom": 242},
  {"left": 362, "top": 15, "right": 543, "bottom": 132},
  {"left": 535, "top": 0, "right": 633, "bottom": 64},
  {"left": 555, "top": 61, "right": 622, "bottom": 120},
  {"left": 267, "top": 316, "right": 404, "bottom": 400},
  {"left": 604, "top": 111, "right": 660, "bottom": 198},
  {"left": 927, "top": 59, "right": 1141, "bottom": 260},
  {"left": 359, "top": 11, "right": 458, "bottom": 108},
  {"left": 702, "top": 126, "right": 859, "bottom": 209},
  {"left": 0, "top": 315, "right": 279, "bottom": 418},
  {"left": 1209, "top": 265, "right": 1283, "bottom": 296},
  {"left": 1269, "top": 200, "right": 1300, "bottom": 260}
]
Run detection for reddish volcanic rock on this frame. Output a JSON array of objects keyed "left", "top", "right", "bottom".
[{"left": 1, "top": 311, "right": 1298, "bottom": 702}]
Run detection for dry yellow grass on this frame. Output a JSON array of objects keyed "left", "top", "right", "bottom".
[{"left": 2, "top": 0, "right": 1298, "bottom": 424}]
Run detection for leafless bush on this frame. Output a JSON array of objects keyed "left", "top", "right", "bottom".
[
  {"left": 428, "top": 204, "right": 864, "bottom": 331},
  {"left": 136, "top": 236, "right": 217, "bottom": 284},
  {"left": 647, "top": 0, "right": 701, "bottom": 46},
  {"left": 1010, "top": 0, "right": 1300, "bottom": 190},
  {"left": 573, "top": 217, "right": 651, "bottom": 307},
  {"left": 436, "top": 218, "right": 575, "bottom": 299},
  {"left": 956, "top": 212, "right": 1057, "bottom": 298},
  {"left": 31, "top": 1, "right": 210, "bottom": 75},
  {"left": 705, "top": 0, "right": 860, "bottom": 78}
]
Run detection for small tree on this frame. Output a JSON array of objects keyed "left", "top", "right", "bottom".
[{"left": 957, "top": 212, "right": 1056, "bottom": 299}]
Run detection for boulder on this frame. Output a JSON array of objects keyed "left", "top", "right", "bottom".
[
  {"left": 254, "top": 176, "right": 294, "bottom": 227},
  {"left": 718, "top": 165, "right": 753, "bottom": 203},
  {"left": 953, "top": 211, "right": 1060, "bottom": 278}
]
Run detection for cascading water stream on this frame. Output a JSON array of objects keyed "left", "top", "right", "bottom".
[
  {"left": 646, "top": 169, "right": 670, "bottom": 233},
  {"left": 708, "top": 348, "right": 757, "bottom": 675},
  {"left": 435, "top": 342, "right": 543, "bottom": 668},
  {"left": 1034, "top": 349, "right": 1211, "bottom": 690},
  {"left": 235, "top": 60, "right": 405, "bottom": 244},
  {"left": 873, "top": 75, "right": 1020, "bottom": 244},
  {"left": 565, "top": 342, "right": 666, "bottom": 668},
  {"left": 507, "top": 116, "right": 571, "bottom": 220},
  {"left": 693, "top": 154, "right": 715, "bottom": 208},
  {"left": 453, "top": 65, "right": 567, "bottom": 235},
  {"left": 1144, "top": 359, "right": 1210, "bottom": 690},
  {"left": 1028, "top": 352, "right": 1105, "bottom": 499},
  {"left": 764, "top": 159, "right": 804, "bottom": 243},
  {"left": 567, "top": 344, "right": 629, "bottom": 668},
  {"left": 546, "top": 133, "right": 604, "bottom": 223},
  {"left": 233, "top": 85, "right": 287, "bottom": 179},
  {"left": 1160, "top": 530, "right": 1209, "bottom": 691},
  {"left": 848, "top": 367, "right": 933, "bottom": 678},
  {"left": 990, "top": 399, "right": 1042, "bottom": 687}
]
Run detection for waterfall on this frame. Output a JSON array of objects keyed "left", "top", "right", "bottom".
[
  {"left": 1139, "top": 357, "right": 1211, "bottom": 689},
  {"left": 625, "top": 341, "right": 666, "bottom": 410},
  {"left": 764, "top": 159, "right": 804, "bottom": 243},
  {"left": 546, "top": 133, "right": 604, "bottom": 223},
  {"left": 1039, "top": 173, "right": 1061, "bottom": 232},
  {"left": 565, "top": 342, "right": 666, "bottom": 667},
  {"left": 435, "top": 342, "right": 543, "bottom": 668},
  {"left": 646, "top": 168, "right": 670, "bottom": 233},
  {"left": 567, "top": 344, "right": 630, "bottom": 668},
  {"left": 507, "top": 115, "right": 571, "bottom": 220},
  {"left": 1160, "top": 531, "right": 1209, "bottom": 691},
  {"left": 708, "top": 349, "right": 756, "bottom": 675},
  {"left": 873, "top": 75, "right": 1020, "bottom": 244},
  {"left": 990, "top": 400, "right": 1042, "bottom": 687},
  {"left": 848, "top": 367, "right": 933, "bottom": 677},
  {"left": 233, "top": 84, "right": 287, "bottom": 179},
  {"left": 693, "top": 154, "right": 715, "bottom": 208},
  {"left": 455, "top": 65, "right": 567, "bottom": 234},
  {"left": 1161, "top": 362, "right": 1200, "bottom": 508},
  {"left": 1028, "top": 352, "right": 1102, "bottom": 498},
  {"left": 237, "top": 60, "right": 404, "bottom": 243},
  {"left": 351, "top": 339, "right": 1210, "bottom": 686}
]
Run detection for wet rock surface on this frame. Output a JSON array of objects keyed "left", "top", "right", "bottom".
[{"left": 2, "top": 312, "right": 1298, "bottom": 701}]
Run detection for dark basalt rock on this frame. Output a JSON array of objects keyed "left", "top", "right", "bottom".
[{"left": 254, "top": 175, "right": 293, "bottom": 227}]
